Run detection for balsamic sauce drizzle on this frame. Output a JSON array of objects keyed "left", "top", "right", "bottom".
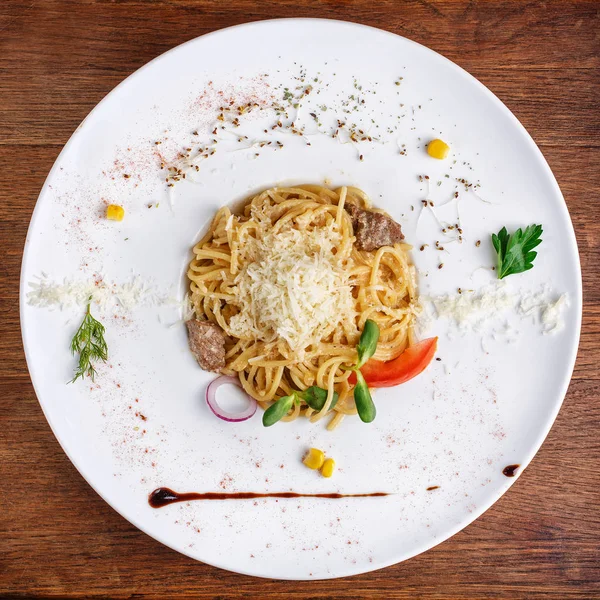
[
  {"left": 502, "top": 464, "right": 520, "bottom": 477},
  {"left": 149, "top": 487, "right": 389, "bottom": 508}
]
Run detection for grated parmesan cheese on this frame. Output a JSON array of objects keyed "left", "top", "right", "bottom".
[
  {"left": 423, "top": 282, "right": 516, "bottom": 332},
  {"left": 27, "top": 273, "right": 174, "bottom": 311},
  {"left": 420, "top": 281, "right": 569, "bottom": 337},
  {"left": 520, "top": 289, "right": 569, "bottom": 334},
  {"left": 228, "top": 223, "right": 355, "bottom": 355}
]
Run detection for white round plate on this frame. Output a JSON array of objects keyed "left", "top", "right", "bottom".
[{"left": 20, "top": 19, "right": 581, "bottom": 579}]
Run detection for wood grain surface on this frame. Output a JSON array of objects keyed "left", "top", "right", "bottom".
[{"left": 1, "top": 1, "right": 599, "bottom": 598}]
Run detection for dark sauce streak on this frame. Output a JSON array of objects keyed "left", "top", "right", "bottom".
[
  {"left": 149, "top": 487, "right": 389, "bottom": 508},
  {"left": 503, "top": 464, "right": 520, "bottom": 477},
  {"left": 426, "top": 485, "right": 440, "bottom": 491}
]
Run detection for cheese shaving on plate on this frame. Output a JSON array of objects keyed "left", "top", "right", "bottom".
[
  {"left": 27, "top": 273, "right": 173, "bottom": 311},
  {"left": 420, "top": 281, "right": 569, "bottom": 337}
]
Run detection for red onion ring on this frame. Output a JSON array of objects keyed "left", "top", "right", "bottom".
[{"left": 206, "top": 375, "right": 257, "bottom": 422}]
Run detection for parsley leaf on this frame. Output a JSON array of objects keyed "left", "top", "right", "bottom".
[{"left": 491, "top": 224, "right": 543, "bottom": 279}]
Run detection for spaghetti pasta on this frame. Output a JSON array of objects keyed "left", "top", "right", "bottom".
[{"left": 187, "top": 185, "right": 419, "bottom": 430}]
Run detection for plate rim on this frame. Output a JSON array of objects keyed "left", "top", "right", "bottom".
[{"left": 19, "top": 17, "right": 583, "bottom": 580}]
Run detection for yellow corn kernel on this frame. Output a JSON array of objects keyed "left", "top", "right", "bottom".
[
  {"left": 303, "top": 448, "right": 325, "bottom": 470},
  {"left": 427, "top": 138, "right": 450, "bottom": 160},
  {"left": 106, "top": 204, "right": 125, "bottom": 221},
  {"left": 321, "top": 457, "right": 336, "bottom": 478}
]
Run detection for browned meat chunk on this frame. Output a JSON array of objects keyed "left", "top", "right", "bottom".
[
  {"left": 345, "top": 204, "right": 404, "bottom": 251},
  {"left": 186, "top": 319, "right": 226, "bottom": 372}
]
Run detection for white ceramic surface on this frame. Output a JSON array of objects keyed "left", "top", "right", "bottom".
[{"left": 20, "top": 19, "right": 581, "bottom": 579}]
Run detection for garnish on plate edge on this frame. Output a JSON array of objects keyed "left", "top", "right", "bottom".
[
  {"left": 491, "top": 224, "right": 543, "bottom": 279},
  {"left": 69, "top": 297, "right": 108, "bottom": 383}
]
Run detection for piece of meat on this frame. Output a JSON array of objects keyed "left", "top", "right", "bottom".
[
  {"left": 186, "top": 319, "right": 226, "bottom": 372},
  {"left": 345, "top": 204, "right": 405, "bottom": 251}
]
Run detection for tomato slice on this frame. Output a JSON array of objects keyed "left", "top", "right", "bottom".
[{"left": 349, "top": 337, "right": 438, "bottom": 388}]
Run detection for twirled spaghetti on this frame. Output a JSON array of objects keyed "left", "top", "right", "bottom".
[{"left": 187, "top": 185, "right": 419, "bottom": 430}]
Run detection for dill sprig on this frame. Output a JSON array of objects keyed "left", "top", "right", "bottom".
[{"left": 70, "top": 298, "right": 108, "bottom": 383}]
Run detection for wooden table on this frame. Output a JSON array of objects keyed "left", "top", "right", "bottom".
[{"left": 2, "top": 1, "right": 599, "bottom": 597}]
